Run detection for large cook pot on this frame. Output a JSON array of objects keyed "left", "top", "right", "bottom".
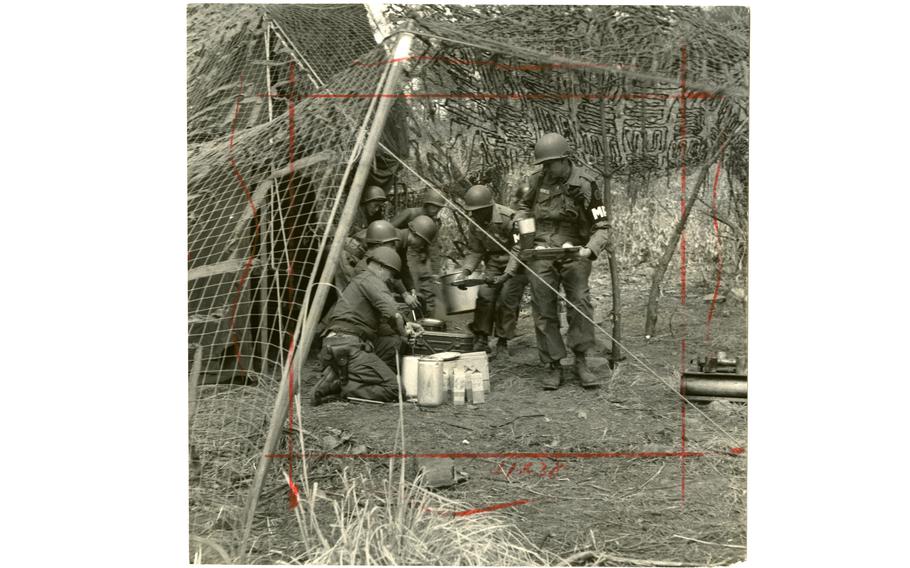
[{"left": 440, "top": 271, "right": 479, "bottom": 315}]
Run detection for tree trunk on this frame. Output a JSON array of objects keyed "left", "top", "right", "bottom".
[
  {"left": 600, "top": 91, "right": 623, "bottom": 369},
  {"left": 643, "top": 163, "right": 711, "bottom": 337}
]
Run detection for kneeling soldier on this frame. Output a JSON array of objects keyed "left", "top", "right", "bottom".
[{"left": 312, "top": 246, "right": 424, "bottom": 405}]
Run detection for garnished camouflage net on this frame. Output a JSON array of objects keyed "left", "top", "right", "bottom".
[{"left": 187, "top": 4, "right": 748, "bottom": 560}]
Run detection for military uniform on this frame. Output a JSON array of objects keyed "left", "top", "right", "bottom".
[
  {"left": 391, "top": 206, "right": 440, "bottom": 314},
  {"left": 319, "top": 269, "right": 404, "bottom": 402},
  {"left": 516, "top": 164, "right": 610, "bottom": 364},
  {"left": 460, "top": 203, "right": 524, "bottom": 339}
]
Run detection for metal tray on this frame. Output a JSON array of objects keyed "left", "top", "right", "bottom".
[{"left": 519, "top": 246, "right": 581, "bottom": 261}]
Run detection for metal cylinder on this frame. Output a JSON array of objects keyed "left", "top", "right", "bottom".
[
  {"left": 518, "top": 217, "right": 536, "bottom": 250},
  {"left": 683, "top": 378, "right": 747, "bottom": 398},
  {"left": 400, "top": 355, "right": 420, "bottom": 400},
  {"left": 417, "top": 358, "right": 446, "bottom": 406}
]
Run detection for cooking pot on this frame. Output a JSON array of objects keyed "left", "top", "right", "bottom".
[{"left": 440, "top": 272, "right": 479, "bottom": 315}]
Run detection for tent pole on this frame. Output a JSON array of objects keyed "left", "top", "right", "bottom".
[{"left": 239, "top": 27, "right": 415, "bottom": 554}]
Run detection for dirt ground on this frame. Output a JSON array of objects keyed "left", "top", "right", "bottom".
[{"left": 248, "top": 267, "right": 748, "bottom": 565}]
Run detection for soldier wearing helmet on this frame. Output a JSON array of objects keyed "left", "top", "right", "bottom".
[
  {"left": 391, "top": 188, "right": 448, "bottom": 315},
  {"left": 350, "top": 215, "right": 438, "bottom": 311},
  {"left": 356, "top": 185, "right": 388, "bottom": 229},
  {"left": 455, "top": 185, "right": 523, "bottom": 356},
  {"left": 516, "top": 132, "right": 612, "bottom": 390},
  {"left": 336, "top": 186, "right": 390, "bottom": 292},
  {"left": 390, "top": 187, "right": 447, "bottom": 227},
  {"left": 313, "top": 245, "right": 424, "bottom": 405}
]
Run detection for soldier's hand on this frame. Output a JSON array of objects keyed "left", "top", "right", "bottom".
[
  {"left": 578, "top": 247, "right": 592, "bottom": 259},
  {"left": 403, "top": 291, "right": 420, "bottom": 309},
  {"left": 405, "top": 322, "right": 425, "bottom": 338}
]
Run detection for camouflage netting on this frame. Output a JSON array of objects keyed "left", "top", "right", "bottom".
[{"left": 187, "top": 4, "right": 749, "bottom": 561}]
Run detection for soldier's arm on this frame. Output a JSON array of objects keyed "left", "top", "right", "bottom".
[
  {"left": 513, "top": 177, "right": 536, "bottom": 221},
  {"left": 365, "top": 278, "right": 408, "bottom": 335},
  {"left": 389, "top": 208, "right": 412, "bottom": 229},
  {"left": 459, "top": 230, "right": 485, "bottom": 275},
  {"left": 583, "top": 180, "right": 612, "bottom": 259}
]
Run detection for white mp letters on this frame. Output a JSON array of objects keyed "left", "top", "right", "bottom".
[{"left": 591, "top": 205, "right": 607, "bottom": 220}]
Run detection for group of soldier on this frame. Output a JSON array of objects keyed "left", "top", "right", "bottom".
[{"left": 312, "top": 133, "right": 613, "bottom": 406}]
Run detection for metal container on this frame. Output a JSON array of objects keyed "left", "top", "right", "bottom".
[
  {"left": 518, "top": 217, "right": 536, "bottom": 250},
  {"left": 441, "top": 272, "right": 479, "bottom": 315},
  {"left": 400, "top": 355, "right": 421, "bottom": 400},
  {"left": 428, "top": 351, "right": 460, "bottom": 393},
  {"left": 417, "top": 358, "right": 446, "bottom": 407},
  {"left": 418, "top": 318, "right": 446, "bottom": 332}
]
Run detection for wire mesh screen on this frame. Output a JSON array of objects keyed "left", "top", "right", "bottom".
[{"left": 187, "top": 4, "right": 394, "bottom": 559}]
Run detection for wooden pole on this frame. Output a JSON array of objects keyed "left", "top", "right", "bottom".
[
  {"left": 240, "top": 27, "right": 416, "bottom": 552},
  {"left": 599, "top": 87, "right": 624, "bottom": 370}
]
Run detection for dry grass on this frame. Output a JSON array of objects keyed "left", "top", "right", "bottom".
[{"left": 282, "top": 394, "right": 548, "bottom": 566}]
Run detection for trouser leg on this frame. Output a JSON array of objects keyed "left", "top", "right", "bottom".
[
  {"left": 340, "top": 346, "right": 400, "bottom": 402},
  {"left": 561, "top": 258, "right": 595, "bottom": 354},
  {"left": 472, "top": 263, "right": 502, "bottom": 337},
  {"left": 527, "top": 258, "right": 566, "bottom": 363},
  {"left": 495, "top": 270, "right": 527, "bottom": 339},
  {"left": 372, "top": 335, "right": 403, "bottom": 370}
]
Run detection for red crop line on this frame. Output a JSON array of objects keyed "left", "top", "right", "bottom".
[
  {"left": 254, "top": 91, "right": 720, "bottom": 101},
  {"left": 453, "top": 499, "right": 532, "bottom": 517},
  {"left": 352, "top": 54, "right": 637, "bottom": 73},
  {"left": 266, "top": 451, "right": 706, "bottom": 460},
  {"left": 678, "top": 44, "right": 688, "bottom": 506}
]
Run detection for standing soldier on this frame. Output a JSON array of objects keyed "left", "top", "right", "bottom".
[
  {"left": 391, "top": 188, "right": 447, "bottom": 315},
  {"left": 312, "top": 246, "right": 424, "bottom": 405},
  {"left": 455, "top": 185, "right": 521, "bottom": 355},
  {"left": 516, "top": 133, "right": 612, "bottom": 390}
]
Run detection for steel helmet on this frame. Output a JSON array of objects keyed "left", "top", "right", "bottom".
[
  {"left": 408, "top": 215, "right": 438, "bottom": 244},
  {"left": 364, "top": 220, "right": 399, "bottom": 245},
  {"left": 463, "top": 185, "right": 494, "bottom": 211},
  {"left": 367, "top": 245, "right": 401, "bottom": 273},
  {"left": 532, "top": 133, "right": 570, "bottom": 165},
  {"left": 422, "top": 188, "right": 447, "bottom": 208},
  {"left": 361, "top": 185, "right": 387, "bottom": 204}
]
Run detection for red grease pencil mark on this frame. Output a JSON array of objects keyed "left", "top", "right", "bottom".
[
  {"left": 678, "top": 44, "right": 688, "bottom": 506},
  {"left": 266, "top": 451, "right": 705, "bottom": 460},
  {"left": 454, "top": 499, "right": 532, "bottom": 517},
  {"left": 257, "top": 91, "right": 719, "bottom": 101},
  {"left": 226, "top": 74, "right": 262, "bottom": 375}
]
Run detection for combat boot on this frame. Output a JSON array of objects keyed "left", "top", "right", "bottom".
[
  {"left": 543, "top": 361, "right": 564, "bottom": 390},
  {"left": 473, "top": 334, "right": 490, "bottom": 353},
  {"left": 491, "top": 337, "right": 509, "bottom": 359},
  {"left": 311, "top": 367, "right": 342, "bottom": 406},
  {"left": 574, "top": 351, "right": 600, "bottom": 388}
]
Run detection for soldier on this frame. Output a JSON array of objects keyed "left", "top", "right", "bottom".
[
  {"left": 494, "top": 183, "right": 532, "bottom": 357},
  {"left": 455, "top": 184, "right": 523, "bottom": 356},
  {"left": 391, "top": 188, "right": 447, "bottom": 315},
  {"left": 352, "top": 215, "right": 437, "bottom": 310},
  {"left": 336, "top": 186, "right": 389, "bottom": 293},
  {"left": 353, "top": 185, "right": 388, "bottom": 232},
  {"left": 516, "top": 133, "right": 612, "bottom": 390},
  {"left": 312, "top": 246, "right": 424, "bottom": 405},
  {"left": 389, "top": 187, "right": 447, "bottom": 227}
]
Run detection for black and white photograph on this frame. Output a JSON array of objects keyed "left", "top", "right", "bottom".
[{"left": 186, "top": 3, "right": 749, "bottom": 564}]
